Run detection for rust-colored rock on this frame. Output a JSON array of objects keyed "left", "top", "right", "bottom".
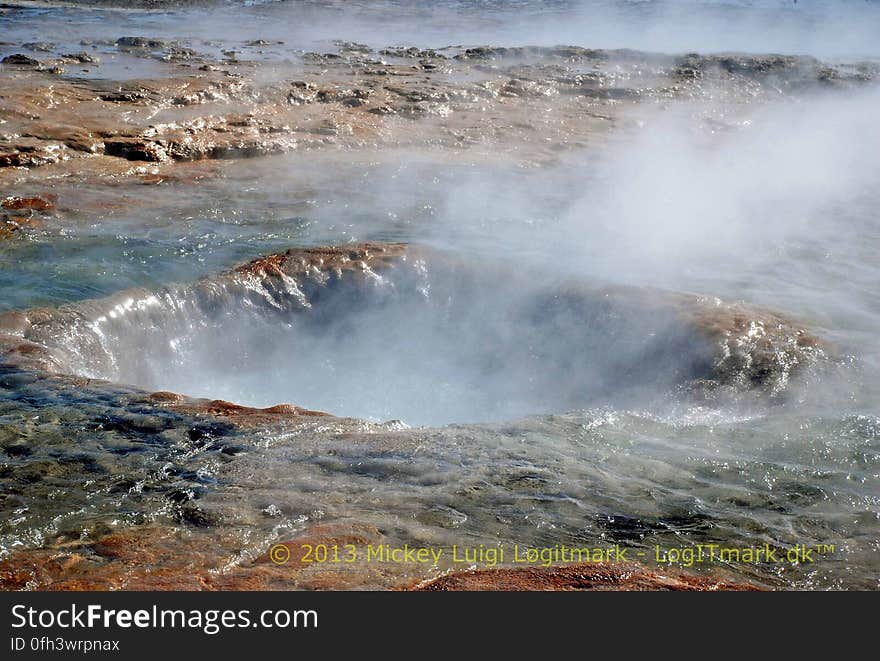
[
  {"left": 408, "top": 563, "right": 759, "bottom": 591},
  {"left": 253, "top": 524, "right": 382, "bottom": 567},
  {"left": 0, "top": 523, "right": 386, "bottom": 591},
  {"left": 233, "top": 242, "right": 409, "bottom": 279},
  {"left": 197, "top": 399, "right": 328, "bottom": 418},
  {"left": 147, "top": 390, "right": 185, "bottom": 403},
  {"left": 0, "top": 310, "right": 30, "bottom": 334},
  {"left": 685, "top": 298, "right": 830, "bottom": 393},
  {"left": 597, "top": 285, "right": 831, "bottom": 395},
  {"left": 2, "top": 194, "right": 56, "bottom": 211},
  {"left": 141, "top": 391, "right": 329, "bottom": 424},
  {"left": 22, "top": 124, "right": 103, "bottom": 153},
  {"left": 1, "top": 214, "right": 43, "bottom": 239},
  {"left": 140, "top": 173, "right": 177, "bottom": 185}
]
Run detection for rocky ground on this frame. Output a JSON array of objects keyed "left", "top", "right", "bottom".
[
  {"left": 2, "top": 34, "right": 874, "bottom": 180},
  {"left": 2, "top": 27, "right": 875, "bottom": 237},
  {"left": 0, "top": 244, "right": 832, "bottom": 590},
  {"left": 1, "top": 19, "right": 875, "bottom": 589}
]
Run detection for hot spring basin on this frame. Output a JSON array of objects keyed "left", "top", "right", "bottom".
[{"left": 0, "top": 243, "right": 824, "bottom": 426}]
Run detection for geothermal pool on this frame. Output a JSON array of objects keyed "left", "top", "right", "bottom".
[{"left": 0, "top": 0, "right": 878, "bottom": 590}]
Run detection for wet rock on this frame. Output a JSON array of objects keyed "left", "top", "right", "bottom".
[
  {"left": 103, "top": 137, "right": 168, "bottom": 161},
  {"left": 176, "top": 504, "right": 219, "bottom": 527},
  {"left": 100, "top": 90, "right": 151, "bottom": 103},
  {"left": 187, "top": 421, "right": 232, "bottom": 444},
  {"left": 578, "top": 87, "right": 642, "bottom": 100},
  {"left": 674, "top": 61, "right": 703, "bottom": 81},
  {"left": 380, "top": 46, "right": 446, "bottom": 59},
  {"left": 315, "top": 87, "right": 352, "bottom": 103},
  {"left": 170, "top": 80, "right": 237, "bottom": 106},
  {"left": 453, "top": 46, "right": 605, "bottom": 62},
  {"left": 2, "top": 54, "right": 40, "bottom": 67},
  {"left": 416, "top": 505, "right": 468, "bottom": 529},
  {"left": 717, "top": 54, "right": 811, "bottom": 75},
  {"left": 161, "top": 46, "right": 197, "bottom": 62},
  {"left": 55, "top": 453, "right": 105, "bottom": 474},
  {"left": 549, "top": 46, "right": 608, "bottom": 60},
  {"left": 455, "top": 46, "right": 509, "bottom": 61},
  {"left": 0, "top": 142, "right": 64, "bottom": 168},
  {"left": 500, "top": 471, "right": 550, "bottom": 493},
  {"left": 153, "top": 138, "right": 210, "bottom": 162},
  {"left": 148, "top": 391, "right": 185, "bottom": 403},
  {"left": 90, "top": 413, "right": 171, "bottom": 435},
  {"left": 671, "top": 52, "right": 868, "bottom": 88},
  {"left": 313, "top": 86, "right": 374, "bottom": 107},
  {"left": 62, "top": 52, "right": 99, "bottom": 64},
  {"left": 776, "top": 481, "right": 827, "bottom": 506},
  {"left": 368, "top": 104, "right": 396, "bottom": 115},
  {"left": 302, "top": 52, "right": 342, "bottom": 65},
  {"left": 0, "top": 522, "right": 391, "bottom": 590},
  {"left": 686, "top": 300, "right": 829, "bottom": 396},
  {"left": 500, "top": 78, "right": 558, "bottom": 98},
  {"left": 0, "top": 311, "right": 31, "bottom": 335},
  {"left": 459, "top": 46, "right": 561, "bottom": 62},
  {"left": 22, "top": 42, "right": 55, "bottom": 53},
  {"left": 396, "top": 101, "right": 452, "bottom": 118},
  {"left": 384, "top": 84, "right": 449, "bottom": 103},
  {"left": 2, "top": 443, "right": 31, "bottom": 458},
  {"left": 181, "top": 399, "right": 328, "bottom": 423},
  {"left": 409, "top": 562, "right": 759, "bottom": 591},
  {"left": 120, "top": 114, "right": 298, "bottom": 162},
  {"left": 596, "top": 514, "right": 655, "bottom": 540},
  {"left": 206, "top": 140, "right": 290, "bottom": 159},
  {"left": 221, "top": 113, "right": 255, "bottom": 127},
  {"left": 334, "top": 41, "right": 372, "bottom": 54},
  {"left": 116, "top": 36, "right": 169, "bottom": 50},
  {"left": 287, "top": 80, "right": 318, "bottom": 105},
  {"left": 1, "top": 35, "right": 854, "bottom": 185},
  {"left": 308, "top": 121, "right": 342, "bottom": 136},
  {"left": 342, "top": 88, "right": 373, "bottom": 106},
  {"left": 2, "top": 214, "right": 43, "bottom": 237},
  {"left": 1, "top": 195, "right": 56, "bottom": 212},
  {"left": 167, "top": 488, "right": 196, "bottom": 504},
  {"left": 253, "top": 523, "right": 383, "bottom": 567},
  {"left": 22, "top": 124, "right": 102, "bottom": 153}
]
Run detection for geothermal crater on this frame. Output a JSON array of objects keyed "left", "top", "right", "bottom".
[{"left": 0, "top": 243, "right": 825, "bottom": 426}]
